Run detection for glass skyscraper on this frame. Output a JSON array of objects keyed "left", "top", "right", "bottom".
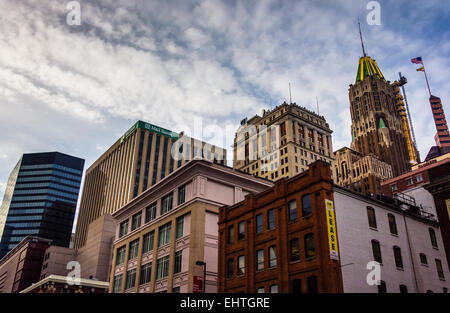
[{"left": 0, "top": 152, "right": 84, "bottom": 259}]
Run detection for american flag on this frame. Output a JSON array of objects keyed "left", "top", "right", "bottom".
[{"left": 411, "top": 57, "right": 423, "bottom": 64}]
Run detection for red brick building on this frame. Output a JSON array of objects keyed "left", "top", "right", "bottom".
[{"left": 217, "top": 161, "right": 343, "bottom": 293}]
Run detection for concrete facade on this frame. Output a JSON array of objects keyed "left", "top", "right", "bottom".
[
  {"left": 39, "top": 214, "right": 115, "bottom": 282},
  {"left": 334, "top": 186, "right": 450, "bottom": 293},
  {"left": 109, "top": 160, "right": 272, "bottom": 293}
]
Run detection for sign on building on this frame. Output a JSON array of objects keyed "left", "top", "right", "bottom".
[{"left": 325, "top": 199, "right": 339, "bottom": 260}]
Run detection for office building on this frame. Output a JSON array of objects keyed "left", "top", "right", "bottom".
[
  {"left": 233, "top": 101, "right": 334, "bottom": 181},
  {"left": 0, "top": 152, "right": 84, "bottom": 258},
  {"left": 218, "top": 161, "right": 343, "bottom": 293},
  {"left": 109, "top": 159, "right": 272, "bottom": 293},
  {"left": 73, "top": 120, "right": 226, "bottom": 250},
  {"left": 334, "top": 37, "right": 416, "bottom": 195}
]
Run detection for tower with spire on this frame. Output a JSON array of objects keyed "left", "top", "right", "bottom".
[{"left": 334, "top": 23, "right": 416, "bottom": 195}]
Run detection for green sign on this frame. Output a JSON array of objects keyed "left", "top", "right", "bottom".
[{"left": 120, "top": 120, "right": 179, "bottom": 143}]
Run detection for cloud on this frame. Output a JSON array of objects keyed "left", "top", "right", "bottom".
[{"left": 0, "top": 0, "right": 449, "bottom": 224}]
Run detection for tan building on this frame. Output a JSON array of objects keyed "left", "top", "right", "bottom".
[
  {"left": 109, "top": 159, "right": 272, "bottom": 293},
  {"left": 73, "top": 120, "right": 226, "bottom": 249},
  {"left": 233, "top": 101, "right": 334, "bottom": 182},
  {"left": 334, "top": 147, "right": 392, "bottom": 195},
  {"left": 39, "top": 214, "right": 115, "bottom": 282}
]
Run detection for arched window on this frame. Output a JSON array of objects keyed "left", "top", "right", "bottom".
[
  {"left": 371, "top": 239, "right": 382, "bottom": 264},
  {"left": 393, "top": 246, "right": 403, "bottom": 268},
  {"left": 429, "top": 228, "right": 438, "bottom": 248},
  {"left": 388, "top": 214, "right": 398, "bottom": 235},
  {"left": 419, "top": 253, "right": 428, "bottom": 265},
  {"left": 367, "top": 207, "right": 377, "bottom": 229},
  {"left": 399, "top": 284, "right": 408, "bottom": 294}
]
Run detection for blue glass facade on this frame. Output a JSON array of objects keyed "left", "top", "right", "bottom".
[{"left": 0, "top": 152, "right": 84, "bottom": 258}]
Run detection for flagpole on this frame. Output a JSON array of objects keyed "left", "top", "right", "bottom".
[{"left": 421, "top": 60, "right": 432, "bottom": 97}]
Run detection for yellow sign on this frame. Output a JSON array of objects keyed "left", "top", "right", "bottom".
[{"left": 325, "top": 199, "right": 339, "bottom": 260}]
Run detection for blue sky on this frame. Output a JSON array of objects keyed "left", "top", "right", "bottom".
[{"left": 0, "top": 0, "right": 449, "bottom": 229}]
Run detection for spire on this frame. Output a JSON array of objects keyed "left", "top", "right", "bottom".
[{"left": 358, "top": 20, "right": 367, "bottom": 57}]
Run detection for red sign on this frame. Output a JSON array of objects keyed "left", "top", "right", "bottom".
[{"left": 193, "top": 276, "right": 203, "bottom": 293}]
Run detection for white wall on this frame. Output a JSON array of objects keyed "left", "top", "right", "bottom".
[{"left": 334, "top": 188, "right": 450, "bottom": 293}]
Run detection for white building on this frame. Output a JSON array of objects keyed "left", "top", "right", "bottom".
[{"left": 334, "top": 185, "right": 449, "bottom": 293}]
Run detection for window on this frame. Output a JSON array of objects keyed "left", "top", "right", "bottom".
[
  {"left": 420, "top": 253, "right": 428, "bottom": 265},
  {"left": 399, "top": 285, "right": 408, "bottom": 294},
  {"left": 288, "top": 200, "right": 297, "bottom": 221},
  {"left": 172, "top": 286, "right": 180, "bottom": 293},
  {"left": 131, "top": 212, "right": 142, "bottom": 231},
  {"left": 238, "top": 255, "right": 245, "bottom": 276},
  {"left": 228, "top": 225, "right": 234, "bottom": 245},
  {"left": 257, "top": 287, "right": 265, "bottom": 293},
  {"left": 305, "top": 234, "right": 315, "bottom": 259},
  {"left": 145, "top": 202, "right": 156, "bottom": 223},
  {"left": 406, "top": 178, "right": 413, "bottom": 185},
  {"left": 161, "top": 192, "right": 173, "bottom": 215},
  {"left": 256, "top": 249, "right": 264, "bottom": 271},
  {"left": 116, "top": 246, "right": 126, "bottom": 265},
  {"left": 158, "top": 222, "right": 172, "bottom": 247},
  {"left": 174, "top": 250, "right": 182, "bottom": 274},
  {"left": 156, "top": 256, "right": 170, "bottom": 279},
  {"left": 269, "top": 246, "right": 277, "bottom": 268},
  {"left": 128, "top": 239, "right": 139, "bottom": 260},
  {"left": 302, "top": 194, "right": 312, "bottom": 216},
  {"left": 176, "top": 216, "right": 184, "bottom": 239},
  {"left": 292, "top": 279, "right": 302, "bottom": 293},
  {"left": 393, "top": 246, "right": 403, "bottom": 268},
  {"left": 113, "top": 274, "right": 123, "bottom": 293},
  {"left": 307, "top": 276, "right": 318, "bottom": 293},
  {"left": 436, "top": 259, "right": 445, "bottom": 280},
  {"left": 125, "top": 268, "right": 136, "bottom": 290},
  {"left": 270, "top": 285, "right": 278, "bottom": 293},
  {"left": 256, "top": 214, "right": 263, "bottom": 234},
  {"left": 377, "top": 281, "right": 387, "bottom": 293},
  {"left": 139, "top": 262, "right": 152, "bottom": 285},
  {"left": 371, "top": 240, "right": 382, "bottom": 264},
  {"left": 119, "top": 220, "right": 129, "bottom": 238},
  {"left": 388, "top": 214, "right": 397, "bottom": 235},
  {"left": 367, "top": 207, "right": 377, "bottom": 229},
  {"left": 391, "top": 184, "right": 397, "bottom": 192},
  {"left": 226, "top": 258, "right": 234, "bottom": 279},
  {"left": 142, "top": 231, "right": 154, "bottom": 254},
  {"left": 267, "top": 209, "right": 275, "bottom": 230},
  {"left": 290, "top": 238, "right": 300, "bottom": 262},
  {"left": 238, "top": 221, "right": 245, "bottom": 240},
  {"left": 429, "top": 228, "right": 438, "bottom": 248},
  {"left": 416, "top": 174, "right": 423, "bottom": 182},
  {"left": 178, "top": 184, "right": 186, "bottom": 205}
]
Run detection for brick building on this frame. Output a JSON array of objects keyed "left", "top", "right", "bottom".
[{"left": 218, "top": 160, "right": 343, "bottom": 293}]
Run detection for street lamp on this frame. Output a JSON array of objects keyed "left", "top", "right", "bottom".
[{"left": 195, "top": 261, "right": 206, "bottom": 293}]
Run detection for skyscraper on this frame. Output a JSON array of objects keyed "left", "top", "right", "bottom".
[
  {"left": 233, "top": 101, "right": 334, "bottom": 181},
  {"left": 0, "top": 152, "right": 84, "bottom": 258},
  {"left": 334, "top": 27, "right": 415, "bottom": 195},
  {"left": 73, "top": 120, "right": 226, "bottom": 249}
]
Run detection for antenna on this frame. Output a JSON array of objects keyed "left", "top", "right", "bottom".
[
  {"left": 358, "top": 19, "right": 367, "bottom": 57},
  {"left": 289, "top": 82, "right": 292, "bottom": 104},
  {"left": 316, "top": 96, "right": 320, "bottom": 115}
]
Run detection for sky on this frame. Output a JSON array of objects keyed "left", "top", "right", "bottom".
[{"left": 0, "top": 0, "right": 449, "bottom": 230}]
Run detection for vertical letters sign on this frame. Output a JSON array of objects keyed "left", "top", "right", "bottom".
[{"left": 325, "top": 199, "right": 339, "bottom": 260}]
